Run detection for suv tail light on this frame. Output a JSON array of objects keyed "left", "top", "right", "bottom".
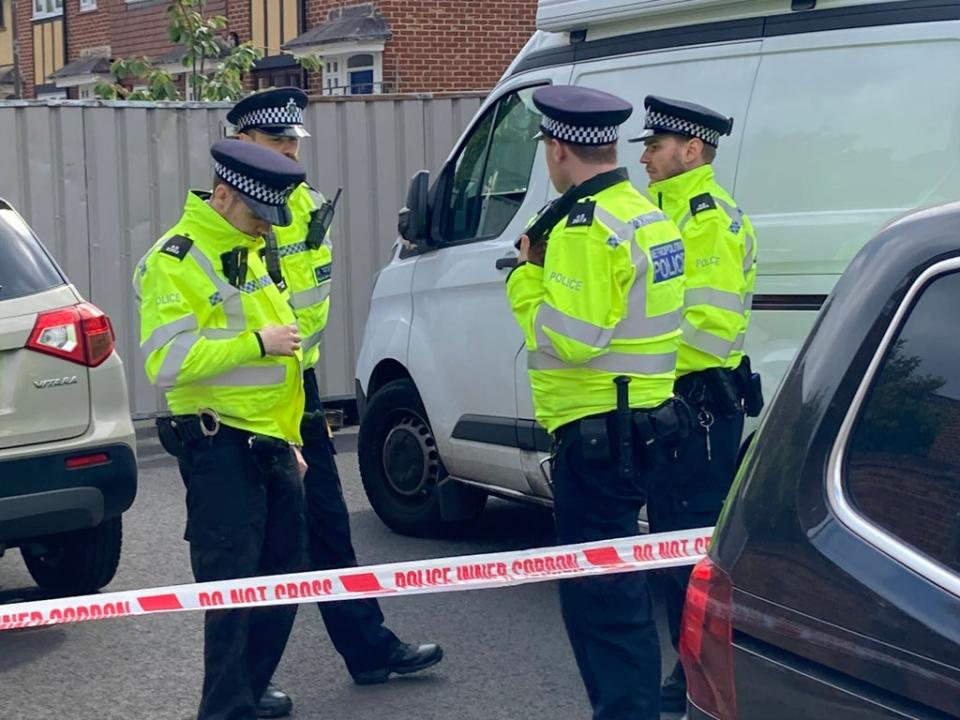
[
  {"left": 27, "top": 302, "right": 116, "bottom": 368},
  {"left": 680, "top": 556, "right": 736, "bottom": 718}
]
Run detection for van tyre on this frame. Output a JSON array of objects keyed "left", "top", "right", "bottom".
[
  {"left": 22, "top": 517, "right": 122, "bottom": 595},
  {"left": 359, "top": 379, "right": 486, "bottom": 537}
]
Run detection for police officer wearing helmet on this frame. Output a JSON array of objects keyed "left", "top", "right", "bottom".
[
  {"left": 134, "top": 140, "right": 309, "bottom": 720},
  {"left": 630, "top": 96, "right": 763, "bottom": 712},
  {"left": 508, "top": 85, "right": 689, "bottom": 720},
  {"left": 227, "top": 89, "right": 443, "bottom": 718}
]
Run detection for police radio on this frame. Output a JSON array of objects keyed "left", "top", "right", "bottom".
[{"left": 306, "top": 189, "right": 342, "bottom": 250}]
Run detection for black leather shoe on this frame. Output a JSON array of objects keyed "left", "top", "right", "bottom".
[
  {"left": 660, "top": 662, "right": 687, "bottom": 714},
  {"left": 256, "top": 684, "right": 293, "bottom": 719},
  {"left": 352, "top": 642, "right": 444, "bottom": 685}
]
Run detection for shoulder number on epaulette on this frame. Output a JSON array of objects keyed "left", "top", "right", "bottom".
[
  {"left": 159, "top": 235, "right": 193, "bottom": 261},
  {"left": 566, "top": 200, "right": 596, "bottom": 228},
  {"left": 689, "top": 193, "right": 717, "bottom": 217}
]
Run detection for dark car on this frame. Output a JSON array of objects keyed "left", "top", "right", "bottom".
[{"left": 680, "top": 201, "right": 960, "bottom": 719}]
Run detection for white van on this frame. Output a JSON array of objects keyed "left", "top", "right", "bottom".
[{"left": 354, "top": 0, "right": 960, "bottom": 537}]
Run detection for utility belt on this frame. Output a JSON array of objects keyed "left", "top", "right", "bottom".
[
  {"left": 675, "top": 356, "right": 764, "bottom": 419},
  {"left": 554, "top": 396, "right": 692, "bottom": 472},
  {"left": 156, "top": 409, "right": 291, "bottom": 462}
]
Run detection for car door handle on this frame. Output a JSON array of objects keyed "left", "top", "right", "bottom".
[{"left": 496, "top": 256, "right": 518, "bottom": 270}]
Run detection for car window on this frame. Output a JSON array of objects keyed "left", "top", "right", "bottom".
[
  {"left": 0, "top": 207, "right": 64, "bottom": 301},
  {"left": 847, "top": 271, "right": 960, "bottom": 576},
  {"left": 443, "top": 86, "right": 542, "bottom": 244}
]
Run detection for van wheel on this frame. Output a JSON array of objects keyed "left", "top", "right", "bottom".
[
  {"left": 22, "top": 517, "right": 122, "bottom": 596},
  {"left": 359, "top": 379, "right": 486, "bottom": 537}
]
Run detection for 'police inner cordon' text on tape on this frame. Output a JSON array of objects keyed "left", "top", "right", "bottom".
[{"left": 0, "top": 527, "right": 713, "bottom": 632}]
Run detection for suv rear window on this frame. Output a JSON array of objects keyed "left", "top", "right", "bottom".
[
  {"left": 0, "top": 207, "right": 65, "bottom": 301},
  {"left": 847, "top": 270, "right": 960, "bottom": 576}
]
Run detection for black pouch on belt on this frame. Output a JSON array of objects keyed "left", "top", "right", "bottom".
[
  {"left": 155, "top": 415, "right": 209, "bottom": 457},
  {"left": 249, "top": 435, "right": 290, "bottom": 467},
  {"left": 578, "top": 417, "right": 611, "bottom": 464},
  {"left": 735, "top": 356, "right": 765, "bottom": 418},
  {"left": 156, "top": 417, "right": 185, "bottom": 457},
  {"left": 703, "top": 367, "right": 743, "bottom": 417}
]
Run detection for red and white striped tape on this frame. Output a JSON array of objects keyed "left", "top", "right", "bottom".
[{"left": 0, "top": 527, "right": 713, "bottom": 632}]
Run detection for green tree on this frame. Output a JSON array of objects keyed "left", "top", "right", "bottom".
[
  {"left": 94, "top": 0, "right": 262, "bottom": 101},
  {"left": 853, "top": 339, "right": 947, "bottom": 455}
]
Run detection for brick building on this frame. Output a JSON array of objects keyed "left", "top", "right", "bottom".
[{"left": 6, "top": 0, "right": 536, "bottom": 99}]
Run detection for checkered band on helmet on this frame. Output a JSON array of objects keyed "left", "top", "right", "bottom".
[
  {"left": 644, "top": 110, "right": 721, "bottom": 146},
  {"left": 214, "top": 162, "right": 295, "bottom": 206},
  {"left": 235, "top": 101, "right": 304, "bottom": 131},
  {"left": 541, "top": 115, "right": 619, "bottom": 145}
]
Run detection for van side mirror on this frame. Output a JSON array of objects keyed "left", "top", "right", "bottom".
[{"left": 398, "top": 170, "right": 431, "bottom": 245}]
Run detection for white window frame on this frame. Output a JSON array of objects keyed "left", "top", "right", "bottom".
[
  {"left": 36, "top": 88, "right": 67, "bottom": 99},
  {"left": 289, "top": 40, "right": 384, "bottom": 97},
  {"left": 33, "top": 0, "right": 62, "bottom": 20},
  {"left": 79, "top": 0, "right": 97, "bottom": 11},
  {"left": 77, "top": 82, "right": 96, "bottom": 99}
]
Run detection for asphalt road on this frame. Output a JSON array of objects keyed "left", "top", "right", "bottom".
[{"left": 0, "top": 426, "right": 683, "bottom": 720}]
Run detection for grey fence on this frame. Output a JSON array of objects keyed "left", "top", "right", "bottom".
[{"left": 0, "top": 93, "right": 484, "bottom": 418}]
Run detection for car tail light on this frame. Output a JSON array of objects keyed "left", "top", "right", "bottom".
[
  {"left": 65, "top": 452, "right": 110, "bottom": 469},
  {"left": 27, "top": 302, "right": 116, "bottom": 368},
  {"left": 680, "top": 556, "right": 736, "bottom": 718}
]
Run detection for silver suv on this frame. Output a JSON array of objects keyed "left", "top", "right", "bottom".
[{"left": 0, "top": 198, "right": 137, "bottom": 595}]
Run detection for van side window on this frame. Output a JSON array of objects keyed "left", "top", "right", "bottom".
[
  {"left": 847, "top": 271, "right": 960, "bottom": 576},
  {"left": 442, "top": 87, "right": 541, "bottom": 243}
]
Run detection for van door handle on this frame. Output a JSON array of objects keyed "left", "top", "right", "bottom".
[{"left": 496, "top": 255, "right": 518, "bottom": 270}]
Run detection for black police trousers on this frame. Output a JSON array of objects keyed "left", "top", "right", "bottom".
[
  {"left": 302, "top": 368, "right": 400, "bottom": 674},
  {"left": 177, "top": 425, "right": 306, "bottom": 720},
  {"left": 647, "top": 391, "right": 744, "bottom": 656},
  {"left": 552, "top": 419, "right": 661, "bottom": 720}
]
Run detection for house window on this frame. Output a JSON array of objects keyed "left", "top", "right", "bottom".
[
  {"left": 36, "top": 88, "right": 66, "bottom": 99},
  {"left": 79, "top": 0, "right": 97, "bottom": 11},
  {"left": 321, "top": 51, "right": 382, "bottom": 96},
  {"left": 33, "top": 0, "right": 62, "bottom": 19},
  {"left": 77, "top": 83, "right": 96, "bottom": 99},
  {"left": 347, "top": 53, "right": 373, "bottom": 95}
]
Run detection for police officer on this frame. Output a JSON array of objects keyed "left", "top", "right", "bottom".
[
  {"left": 134, "top": 140, "right": 309, "bottom": 720},
  {"left": 508, "top": 86, "right": 687, "bottom": 720},
  {"left": 226, "top": 88, "right": 443, "bottom": 717},
  {"left": 629, "top": 96, "right": 761, "bottom": 712}
]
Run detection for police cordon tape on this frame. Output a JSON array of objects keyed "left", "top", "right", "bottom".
[{"left": 0, "top": 527, "right": 713, "bottom": 632}]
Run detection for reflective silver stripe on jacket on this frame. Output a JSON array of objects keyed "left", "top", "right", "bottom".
[
  {"left": 303, "top": 329, "right": 324, "bottom": 352},
  {"left": 155, "top": 334, "right": 201, "bottom": 388},
  {"left": 535, "top": 304, "right": 613, "bottom": 357},
  {"left": 141, "top": 315, "right": 199, "bottom": 358},
  {"left": 681, "top": 319, "right": 735, "bottom": 358},
  {"left": 732, "top": 332, "right": 747, "bottom": 353},
  {"left": 685, "top": 287, "right": 747, "bottom": 315},
  {"left": 595, "top": 207, "right": 669, "bottom": 246},
  {"left": 197, "top": 365, "right": 287, "bottom": 387},
  {"left": 289, "top": 284, "right": 331, "bottom": 311},
  {"left": 528, "top": 350, "right": 676, "bottom": 376}
]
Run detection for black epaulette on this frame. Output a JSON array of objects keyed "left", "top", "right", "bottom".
[
  {"left": 158, "top": 235, "right": 193, "bottom": 261},
  {"left": 566, "top": 199, "right": 596, "bottom": 228},
  {"left": 689, "top": 193, "right": 717, "bottom": 217}
]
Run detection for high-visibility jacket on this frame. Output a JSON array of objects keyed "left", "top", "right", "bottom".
[
  {"left": 272, "top": 183, "right": 332, "bottom": 370},
  {"left": 507, "top": 168, "right": 685, "bottom": 433},
  {"left": 648, "top": 164, "right": 757, "bottom": 375},
  {"left": 134, "top": 191, "right": 305, "bottom": 443}
]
